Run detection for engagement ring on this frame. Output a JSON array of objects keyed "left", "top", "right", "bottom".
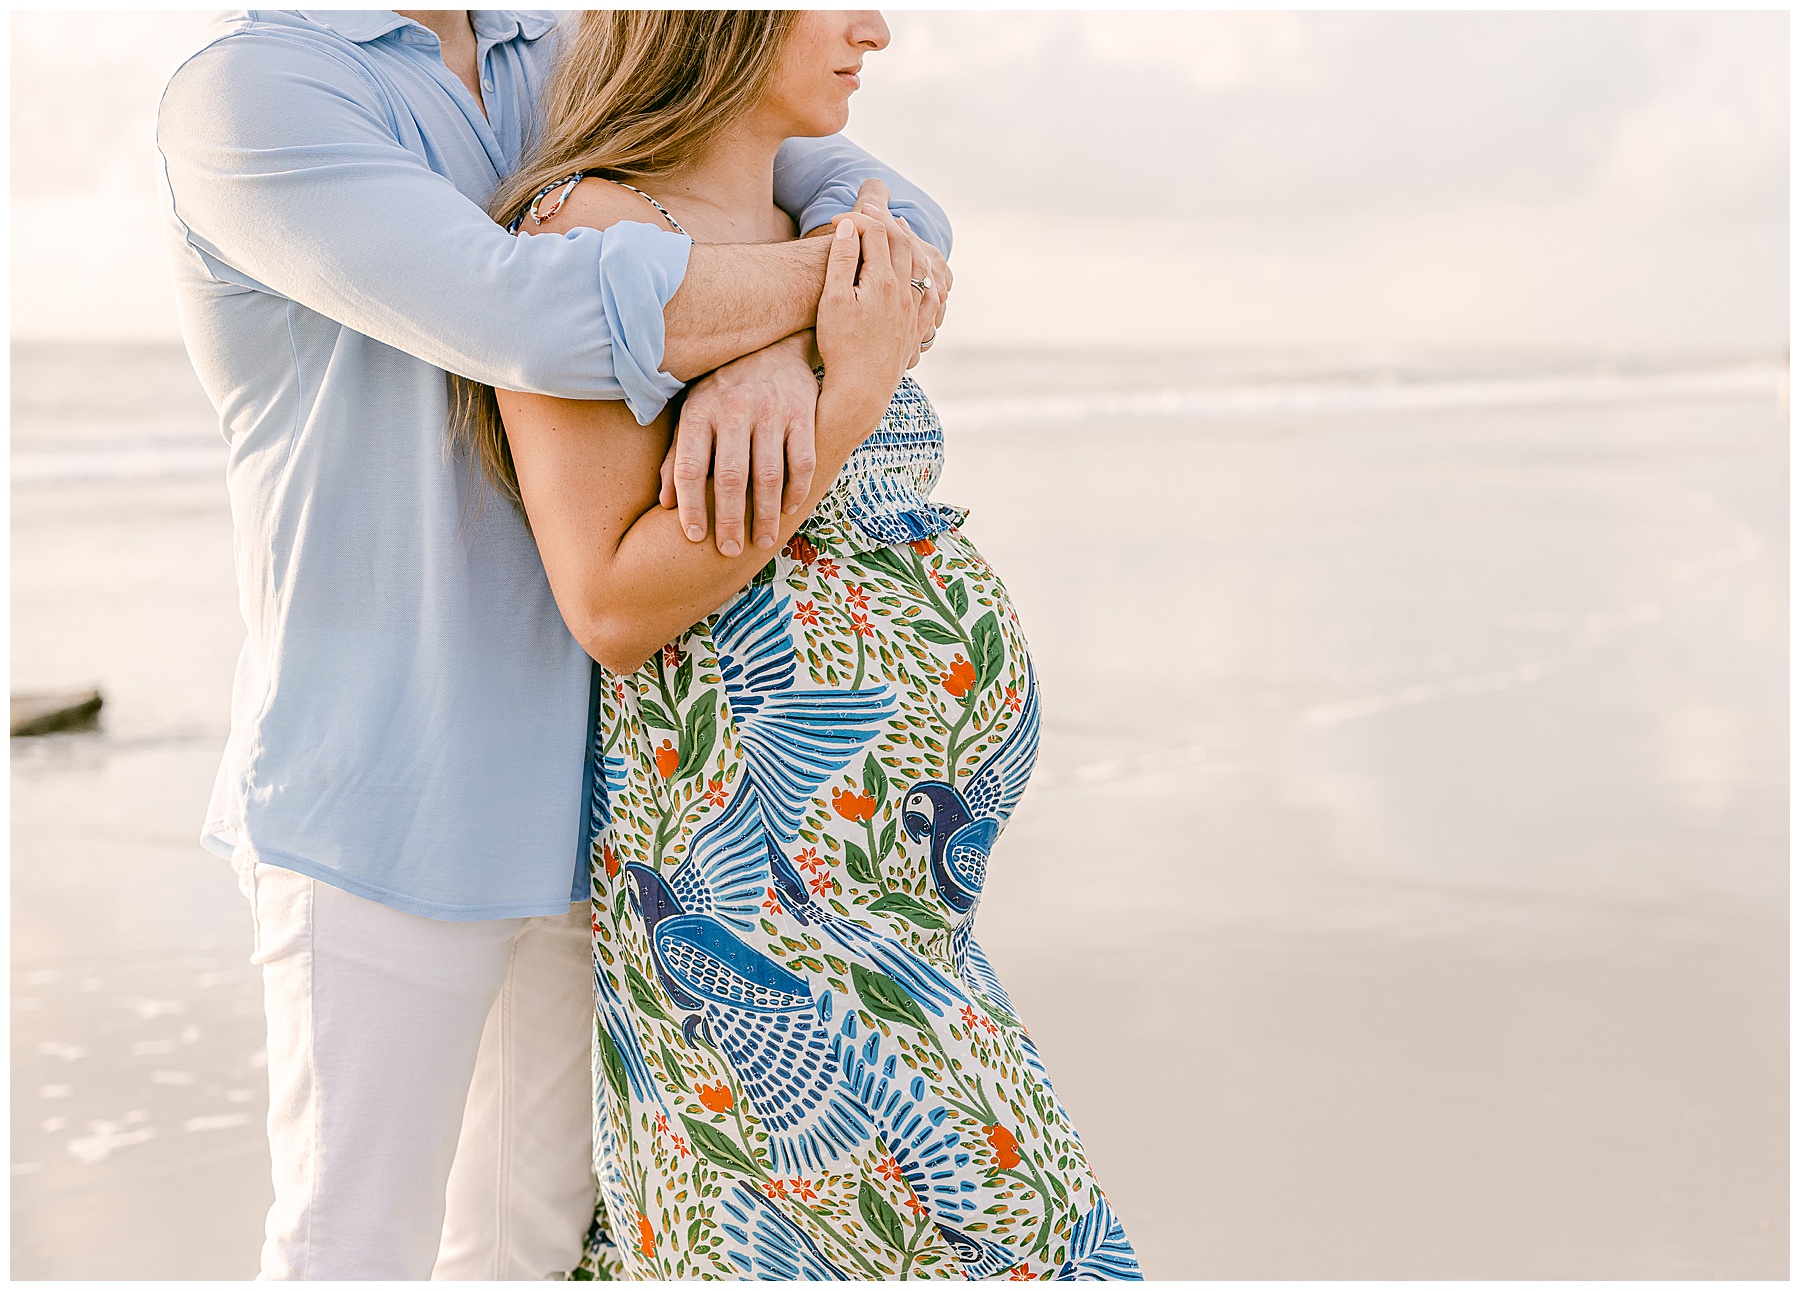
[{"left": 910, "top": 276, "right": 933, "bottom": 297}]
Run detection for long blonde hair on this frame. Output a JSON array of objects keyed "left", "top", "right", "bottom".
[{"left": 450, "top": 10, "right": 801, "bottom": 513}]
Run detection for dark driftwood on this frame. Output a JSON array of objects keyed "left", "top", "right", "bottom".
[{"left": 11, "top": 689, "right": 104, "bottom": 737}]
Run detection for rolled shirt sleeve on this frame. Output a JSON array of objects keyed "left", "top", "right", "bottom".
[
  {"left": 157, "top": 28, "right": 690, "bottom": 421},
  {"left": 775, "top": 134, "right": 954, "bottom": 257}
]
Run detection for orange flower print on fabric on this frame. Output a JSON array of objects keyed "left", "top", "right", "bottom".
[
  {"left": 793, "top": 599, "right": 820, "bottom": 628},
  {"left": 789, "top": 1178, "right": 820, "bottom": 1203},
  {"left": 761, "top": 887, "right": 782, "bottom": 915},
  {"left": 794, "top": 847, "right": 824, "bottom": 874},
  {"left": 876, "top": 1155, "right": 905, "bottom": 1184},
  {"left": 815, "top": 557, "right": 840, "bottom": 579},
  {"left": 783, "top": 532, "right": 818, "bottom": 565},
  {"left": 761, "top": 1178, "right": 788, "bottom": 1201},
  {"left": 849, "top": 611, "right": 875, "bottom": 638},
  {"left": 942, "top": 654, "right": 977, "bottom": 698},
  {"left": 909, "top": 537, "right": 936, "bottom": 556},
  {"left": 636, "top": 1214, "right": 655, "bottom": 1259},
  {"left": 959, "top": 1004, "right": 981, "bottom": 1030},
  {"left": 984, "top": 1123, "right": 1022, "bottom": 1170},
  {"left": 832, "top": 786, "right": 877, "bottom": 822},
  {"left": 703, "top": 778, "right": 727, "bottom": 808},
  {"left": 697, "top": 1082, "right": 734, "bottom": 1113},
  {"left": 661, "top": 642, "right": 681, "bottom": 670},
  {"left": 601, "top": 840, "right": 619, "bottom": 878},
  {"left": 844, "top": 584, "right": 870, "bottom": 611},
  {"left": 653, "top": 739, "right": 679, "bottom": 779},
  {"left": 1004, "top": 684, "right": 1023, "bottom": 713},
  {"left": 1008, "top": 1263, "right": 1039, "bottom": 1280}
]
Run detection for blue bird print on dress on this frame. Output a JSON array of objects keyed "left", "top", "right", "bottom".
[
  {"left": 766, "top": 841, "right": 961, "bottom": 1014},
  {"left": 623, "top": 860, "right": 877, "bottom": 1175},
  {"left": 900, "top": 661, "right": 1041, "bottom": 1005},
  {"left": 713, "top": 584, "right": 896, "bottom": 845},
  {"left": 715, "top": 1181, "right": 848, "bottom": 1280},
  {"left": 651, "top": 583, "right": 957, "bottom": 1011},
  {"left": 1056, "top": 1195, "right": 1142, "bottom": 1280}
]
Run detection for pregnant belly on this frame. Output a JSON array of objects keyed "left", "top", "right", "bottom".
[{"left": 596, "top": 527, "right": 1039, "bottom": 943}]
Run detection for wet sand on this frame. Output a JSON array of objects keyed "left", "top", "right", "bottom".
[{"left": 10, "top": 347, "right": 1788, "bottom": 1278}]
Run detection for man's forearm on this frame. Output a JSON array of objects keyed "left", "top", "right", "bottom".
[{"left": 660, "top": 239, "right": 831, "bottom": 381}]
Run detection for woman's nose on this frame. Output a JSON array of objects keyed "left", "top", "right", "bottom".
[{"left": 852, "top": 11, "right": 891, "bottom": 51}]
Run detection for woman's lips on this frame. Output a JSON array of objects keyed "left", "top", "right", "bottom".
[{"left": 835, "top": 69, "right": 861, "bottom": 90}]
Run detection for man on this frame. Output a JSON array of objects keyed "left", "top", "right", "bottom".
[{"left": 155, "top": 9, "right": 951, "bottom": 1279}]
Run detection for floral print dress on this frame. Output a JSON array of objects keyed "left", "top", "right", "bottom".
[{"left": 573, "top": 378, "right": 1140, "bottom": 1281}]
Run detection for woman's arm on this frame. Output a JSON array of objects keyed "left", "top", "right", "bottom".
[{"left": 505, "top": 216, "right": 922, "bottom": 674}]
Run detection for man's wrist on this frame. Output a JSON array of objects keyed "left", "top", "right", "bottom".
[{"left": 771, "top": 329, "right": 821, "bottom": 369}]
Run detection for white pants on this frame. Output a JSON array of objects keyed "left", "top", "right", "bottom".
[{"left": 241, "top": 861, "right": 596, "bottom": 1280}]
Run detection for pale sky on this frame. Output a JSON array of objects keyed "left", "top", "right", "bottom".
[{"left": 10, "top": 10, "right": 1788, "bottom": 354}]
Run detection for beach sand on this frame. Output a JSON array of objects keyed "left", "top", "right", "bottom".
[{"left": 10, "top": 343, "right": 1787, "bottom": 1278}]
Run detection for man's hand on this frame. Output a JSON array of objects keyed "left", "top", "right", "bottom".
[{"left": 661, "top": 332, "right": 820, "bottom": 556}]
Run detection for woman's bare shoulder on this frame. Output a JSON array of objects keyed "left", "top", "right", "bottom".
[{"left": 520, "top": 175, "right": 667, "bottom": 238}]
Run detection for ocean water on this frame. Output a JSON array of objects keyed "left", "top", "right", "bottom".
[{"left": 10, "top": 341, "right": 1788, "bottom": 1278}]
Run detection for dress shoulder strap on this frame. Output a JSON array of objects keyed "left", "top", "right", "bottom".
[
  {"left": 509, "top": 171, "right": 690, "bottom": 238},
  {"left": 608, "top": 180, "right": 689, "bottom": 238}
]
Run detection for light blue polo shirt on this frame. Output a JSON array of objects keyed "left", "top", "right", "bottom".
[{"left": 156, "top": 10, "right": 952, "bottom": 919}]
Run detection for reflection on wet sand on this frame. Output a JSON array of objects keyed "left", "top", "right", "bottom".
[{"left": 10, "top": 347, "right": 1787, "bottom": 1278}]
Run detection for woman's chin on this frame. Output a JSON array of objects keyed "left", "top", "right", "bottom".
[{"left": 788, "top": 105, "right": 852, "bottom": 139}]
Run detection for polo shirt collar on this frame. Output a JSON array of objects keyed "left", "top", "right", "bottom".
[
  {"left": 296, "top": 11, "right": 412, "bottom": 43},
  {"left": 473, "top": 11, "right": 559, "bottom": 43},
  {"left": 297, "top": 11, "right": 558, "bottom": 45}
]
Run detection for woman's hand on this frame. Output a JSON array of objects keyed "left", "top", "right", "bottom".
[{"left": 815, "top": 213, "right": 918, "bottom": 416}]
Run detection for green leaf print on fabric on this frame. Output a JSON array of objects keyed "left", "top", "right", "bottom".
[
  {"left": 676, "top": 689, "right": 718, "bottom": 780},
  {"left": 597, "top": 1026, "right": 629, "bottom": 1110},
  {"left": 857, "top": 1179, "right": 906, "bottom": 1252},
  {"left": 853, "top": 963, "right": 933, "bottom": 1032},
  {"left": 868, "top": 892, "right": 949, "bottom": 931},
  {"left": 913, "top": 619, "right": 963, "bottom": 647},
  {"left": 658, "top": 1038, "right": 689, "bottom": 1092},
  {"left": 639, "top": 698, "right": 677, "bottom": 731},
  {"left": 946, "top": 577, "right": 969, "bottom": 618},
  {"left": 862, "top": 752, "right": 888, "bottom": 808},
  {"left": 856, "top": 545, "right": 913, "bottom": 584},
  {"left": 844, "top": 838, "right": 881, "bottom": 887},
  {"left": 971, "top": 611, "right": 1005, "bottom": 692},
  {"left": 680, "top": 1114, "right": 763, "bottom": 1178},
  {"left": 626, "top": 965, "right": 672, "bottom": 1023},
  {"left": 673, "top": 653, "right": 694, "bottom": 705}
]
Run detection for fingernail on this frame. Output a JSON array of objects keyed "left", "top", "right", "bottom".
[
  {"left": 720, "top": 540, "right": 741, "bottom": 557},
  {"left": 756, "top": 536, "right": 774, "bottom": 550},
  {"left": 686, "top": 524, "right": 705, "bottom": 540},
  {"left": 785, "top": 504, "right": 799, "bottom": 515},
  {"left": 835, "top": 219, "right": 855, "bottom": 240}
]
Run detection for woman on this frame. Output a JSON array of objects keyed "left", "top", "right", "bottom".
[{"left": 455, "top": 11, "right": 1140, "bottom": 1280}]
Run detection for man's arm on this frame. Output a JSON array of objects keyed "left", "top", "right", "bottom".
[
  {"left": 661, "top": 147, "right": 952, "bottom": 382},
  {"left": 775, "top": 135, "right": 953, "bottom": 255},
  {"left": 158, "top": 30, "right": 698, "bottom": 421}
]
